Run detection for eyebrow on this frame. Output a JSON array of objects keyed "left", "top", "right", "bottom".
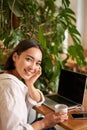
[{"left": 26, "top": 55, "right": 42, "bottom": 63}]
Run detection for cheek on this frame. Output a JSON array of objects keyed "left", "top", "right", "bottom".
[
  {"left": 15, "top": 61, "right": 26, "bottom": 75},
  {"left": 18, "top": 60, "right": 31, "bottom": 68},
  {"left": 15, "top": 59, "right": 25, "bottom": 68}
]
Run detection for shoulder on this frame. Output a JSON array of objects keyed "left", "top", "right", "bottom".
[
  {"left": 0, "top": 73, "right": 25, "bottom": 86},
  {"left": 0, "top": 73, "right": 28, "bottom": 95}
]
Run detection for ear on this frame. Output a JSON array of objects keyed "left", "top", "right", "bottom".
[{"left": 12, "top": 52, "right": 18, "bottom": 62}]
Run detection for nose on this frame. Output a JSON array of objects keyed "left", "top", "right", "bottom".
[{"left": 29, "top": 62, "right": 36, "bottom": 71}]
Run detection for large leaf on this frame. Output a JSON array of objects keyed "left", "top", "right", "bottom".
[
  {"left": 62, "top": 0, "right": 70, "bottom": 8},
  {"left": 4, "top": 28, "right": 26, "bottom": 48},
  {"left": 8, "top": 0, "right": 24, "bottom": 17},
  {"left": 68, "top": 44, "right": 86, "bottom": 66}
]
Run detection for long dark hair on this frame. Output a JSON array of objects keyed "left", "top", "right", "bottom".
[{"left": 4, "top": 39, "right": 43, "bottom": 70}]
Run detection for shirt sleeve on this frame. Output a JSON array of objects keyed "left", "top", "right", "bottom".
[{"left": 27, "top": 89, "right": 45, "bottom": 107}]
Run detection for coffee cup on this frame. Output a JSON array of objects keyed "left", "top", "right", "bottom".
[{"left": 54, "top": 104, "right": 68, "bottom": 113}]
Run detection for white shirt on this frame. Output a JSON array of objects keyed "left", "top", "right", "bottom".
[{"left": 0, "top": 73, "right": 45, "bottom": 130}]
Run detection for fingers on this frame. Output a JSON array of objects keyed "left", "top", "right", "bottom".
[
  {"left": 35, "top": 66, "right": 42, "bottom": 77},
  {"left": 52, "top": 112, "right": 68, "bottom": 123},
  {"left": 55, "top": 112, "right": 68, "bottom": 123},
  {"left": 29, "top": 66, "right": 42, "bottom": 83},
  {"left": 44, "top": 112, "right": 68, "bottom": 128},
  {"left": 38, "top": 66, "right": 42, "bottom": 74}
]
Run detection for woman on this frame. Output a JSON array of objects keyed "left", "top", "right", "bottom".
[{"left": 0, "top": 39, "right": 68, "bottom": 130}]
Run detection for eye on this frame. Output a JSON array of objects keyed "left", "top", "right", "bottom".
[
  {"left": 26, "top": 57, "right": 32, "bottom": 61},
  {"left": 36, "top": 62, "right": 41, "bottom": 66}
]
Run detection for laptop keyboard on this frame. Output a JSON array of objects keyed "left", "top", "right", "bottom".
[{"left": 47, "top": 95, "right": 78, "bottom": 107}]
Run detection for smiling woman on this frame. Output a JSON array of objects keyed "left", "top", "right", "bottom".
[
  {"left": 0, "top": 39, "right": 68, "bottom": 130},
  {"left": 11, "top": 46, "right": 42, "bottom": 80}
]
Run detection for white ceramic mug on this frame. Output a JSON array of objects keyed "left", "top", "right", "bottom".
[{"left": 54, "top": 104, "right": 68, "bottom": 113}]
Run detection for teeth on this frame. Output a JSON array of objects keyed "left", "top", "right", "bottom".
[{"left": 25, "top": 69, "right": 33, "bottom": 74}]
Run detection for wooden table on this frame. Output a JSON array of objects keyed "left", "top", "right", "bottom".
[{"left": 33, "top": 90, "right": 87, "bottom": 130}]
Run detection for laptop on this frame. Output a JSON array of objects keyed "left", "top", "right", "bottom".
[{"left": 44, "top": 69, "right": 87, "bottom": 110}]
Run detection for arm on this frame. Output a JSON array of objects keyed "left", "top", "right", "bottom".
[
  {"left": 25, "top": 66, "right": 43, "bottom": 103},
  {"left": 27, "top": 89, "right": 45, "bottom": 107}
]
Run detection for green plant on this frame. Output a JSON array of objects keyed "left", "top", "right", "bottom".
[{"left": 0, "top": 0, "right": 86, "bottom": 94}]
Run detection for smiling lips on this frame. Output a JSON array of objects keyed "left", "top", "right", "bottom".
[{"left": 24, "top": 68, "right": 35, "bottom": 75}]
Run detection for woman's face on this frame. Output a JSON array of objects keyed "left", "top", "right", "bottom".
[{"left": 12, "top": 47, "right": 42, "bottom": 80}]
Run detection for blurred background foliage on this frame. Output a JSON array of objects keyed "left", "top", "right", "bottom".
[{"left": 0, "top": 0, "right": 86, "bottom": 94}]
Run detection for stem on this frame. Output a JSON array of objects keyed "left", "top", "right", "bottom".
[
  {"left": 1, "top": 0, "right": 3, "bottom": 34},
  {"left": 11, "top": 0, "right": 16, "bottom": 28}
]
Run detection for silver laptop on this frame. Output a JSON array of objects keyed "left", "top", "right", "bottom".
[{"left": 44, "top": 69, "right": 87, "bottom": 110}]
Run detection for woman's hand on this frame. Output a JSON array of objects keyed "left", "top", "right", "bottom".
[
  {"left": 25, "top": 66, "right": 42, "bottom": 86},
  {"left": 32, "top": 112, "right": 68, "bottom": 130},
  {"left": 25, "top": 66, "right": 42, "bottom": 102},
  {"left": 42, "top": 112, "right": 68, "bottom": 128}
]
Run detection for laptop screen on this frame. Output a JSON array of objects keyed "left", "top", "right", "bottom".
[{"left": 58, "top": 69, "right": 87, "bottom": 104}]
